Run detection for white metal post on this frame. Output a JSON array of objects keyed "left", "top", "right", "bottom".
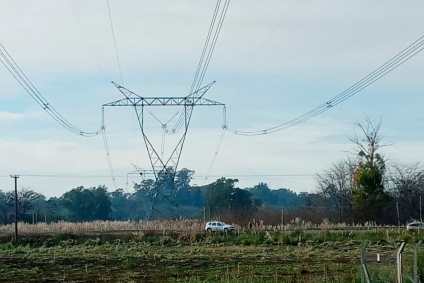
[
  {"left": 397, "top": 242, "right": 406, "bottom": 283},
  {"left": 414, "top": 240, "right": 422, "bottom": 283}
]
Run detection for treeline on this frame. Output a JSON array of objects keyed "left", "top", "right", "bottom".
[
  {"left": 1, "top": 117, "right": 421, "bottom": 226},
  {"left": 303, "top": 118, "right": 424, "bottom": 225},
  {"left": 305, "top": 161, "right": 424, "bottom": 225},
  {"left": 0, "top": 169, "right": 306, "bottom": 225}
]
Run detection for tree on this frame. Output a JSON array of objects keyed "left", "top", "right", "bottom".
[
  {"left": 109, "top": 189, "right": 132, "bottom": 221},
  {"left": 205, "top": 178, "right": 260, "bottom": 222},
  {"left": 316, "top": 160, "right": 354, "bottom": 223},
  {"left": 46, "top": 197, "right": 64, "bottom": 222},
  {"left": 248, "top": 183, "right": 305, "bottom": 208},
  {"left": 205, "top": 178, "right": 235, "bottom": 216},
  {"left": 91, "top": 185, "right": 112, "bottom": 220},
  {"left": 132, "top": 179, "right": 157, "bottom": 220},
  {"left": 387, "top": 164, "right": 424, "bottom": 223},
  {"left": 175, "top": 168, "right": 194, "bottom": 193},
  {"left": 27, "top": 192, "right": 47, "bottom": 224},
  {"left": 350, "top": 118, "right": 390, "bottom": 223},
  {"left": 61, "top": 186, "right": 111, "bottom": 221},
  {"left": 248, "top": 183, "right": 271, "bottom": 203},
  {"left": 6, "top": 188, "right": 45, "bottom": 223},
  {"left": 0, "top": 191, "right": 7, "bottom": 224}
]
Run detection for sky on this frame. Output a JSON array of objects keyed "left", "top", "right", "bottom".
[{"left": 0, "top": 1, "right": 423, "bottom": 197}]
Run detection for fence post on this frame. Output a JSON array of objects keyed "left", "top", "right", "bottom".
[
  {"left": 361, "top": 241, "right": 371, "bottom": 283},
  {"left": 414, "top": 240, "right": 422, "bottom": 283},
  {"left": 397, "top": 241, "right": 407, "bottom": 283}
]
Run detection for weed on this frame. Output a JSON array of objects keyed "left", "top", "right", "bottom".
[
  {"left": 84, "top": 237, "right": 103, "bottom": 246},
  {"left": 0, "top": 241, "right": 13, "bottom": 251}
]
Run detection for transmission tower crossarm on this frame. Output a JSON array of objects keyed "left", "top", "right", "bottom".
[
  {"left": 103, "top": 97, "right": 224, "bottom": 107},
  {"left": 195, "top": 98, "right": 225, "bottom": 106},
  {"left": 104, "top": 81, "right": 223, "bottom": 107}
]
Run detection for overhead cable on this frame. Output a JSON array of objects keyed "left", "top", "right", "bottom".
[
  {"left": 195, "top": 0, "right": 231, "bottom": 91},
  {"left": 70, "top": 0, "right": 119, "bottom": 186},
  {"left": 0, "top": 43, "right": 101, "bottom": 137},
  {"left": 70, "top": 0, "right": 109, "bottom": 81},
  {"left": 228, "top": 35, "right": 424, "bottom": 136},
  {"left": 106, "top": 0, "right": 124, "bottom": 86},
  {"left": 170, "top": 0, "right": 230, "bottom": 135},
  {"left": 101, "top": 107, "right": 118, "bottom": 190},
  {"left": 245, "top": 0, "right": 300, "bottom": 63},
  {"left": 188, "top": 1, "right": 221, "bottom": 96},
  {"left": 202, "top": 127, "right": 227, "bottom": 185}
]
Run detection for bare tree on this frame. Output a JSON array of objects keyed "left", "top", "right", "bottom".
[
  {"left": 349, "top": 117, "right": 391, "bottom": 170},
  {"left": 316, "top": 160, "right": 354, "bottom": 223},
  {"left": 388, "top": 163, "right": 424, "bottom": 223}
]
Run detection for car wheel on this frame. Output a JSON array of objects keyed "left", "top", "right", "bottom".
[
  {"left": 224, "top": 228, "right": 229, "bottom": 233},
  {"left": 207, "top": 228, "right": 212, "bottom": 232}
]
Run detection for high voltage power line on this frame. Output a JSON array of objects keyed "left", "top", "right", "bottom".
[
  {"left": 170, "top": 0, "right": 230, "bottom": 135},
  {"left": 101, "top": 0, "right": 230, "bottom": 217},
  {"left": 228, "top": 34, "right": 424, "bottom": 136},
  {"left": 70, "top": 0, "right": 123, "bottom": 190},
  {"left": 101, "top": 109, "right": 118, "bottom": 190},
  {"left": 1, "top": 0, "right": 124, "bottom": 188},
  {"left": 3, "top": 4, "right": 424, "bottom": 194},
  {"left": 0, "top": 43, "right": 102, "bottom": 137},
  {"left": 245, "top": 0, "right": 300, "bottom": 63},
  {"left": 106, "top": 0, "right": 124, "bottom": 86},
  {"left": 1, "top": 2, "right": 230, "bottom": 193},
  {"left": 0, "top": 173, "right": 319, "bottom": 179},
  {"left": 202, "top": 127, "right": 227, "bottom": 185},
  {"left": 69, "top": 0, "right": 109, "bottom": 81}
]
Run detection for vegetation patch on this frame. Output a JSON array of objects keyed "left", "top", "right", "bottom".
[{"left": 0, "top": 229, "right": 423, "bottom": 282}]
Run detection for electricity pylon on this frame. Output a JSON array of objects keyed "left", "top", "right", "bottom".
[{"left": 103, "top": 81, "right": 225, "bottom": 219}]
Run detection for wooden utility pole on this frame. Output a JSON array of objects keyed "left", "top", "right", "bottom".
[{"left": 10, "top": 175, "right": 19, "bottom": 242}]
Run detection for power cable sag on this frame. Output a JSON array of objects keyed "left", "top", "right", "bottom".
[
  {"left": 0, "top": 43, "right": 102, "bottom": 137},
  {"left": 228, "top": 35, "right": 424, "bottom": 136}
]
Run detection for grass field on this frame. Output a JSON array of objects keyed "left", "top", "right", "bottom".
[{"left": 0, "top": 223, "right": 423, "bottom": 282}]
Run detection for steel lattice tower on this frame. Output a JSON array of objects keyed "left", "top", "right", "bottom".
[{"left": 103, "top": 81, "right": 225, "bottom": 219}]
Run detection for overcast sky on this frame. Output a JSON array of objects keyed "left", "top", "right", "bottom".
[{"left": 1, "top": 1, "right": 423, "bottom": 197}]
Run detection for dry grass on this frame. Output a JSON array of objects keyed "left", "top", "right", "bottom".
[
  {"left": 0, "top": 217, "right": 398, "bottom": 235},
  {"left": 0, "top": 219, "right": 208, "bottom": 234},
  {"left": 251, "top": 217, "right": 395, "bottom": 231}
]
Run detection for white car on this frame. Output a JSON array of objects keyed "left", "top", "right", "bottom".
[
  {"left": 205, "top": 221, "right": 234, "bottom": 232},
  {"left": 406, "top": 222, "right": 424, "bottom": 230}
]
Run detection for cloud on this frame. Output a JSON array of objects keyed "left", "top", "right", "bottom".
[
  {"left": 1, "top": 1, "right": 424, "bottom": 198},
  {"left": 0, "top": 111, "right": 26, "bottom": 121}
]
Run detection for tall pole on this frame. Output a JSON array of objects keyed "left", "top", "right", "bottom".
[
  {"left": 420, "top": 196, "right": 422, "bottom": 222},
  {"left": 10, "top": 175, "right": 19, "bottom": 242},
  {"left": 281, "top": 207, "right": 284, "bottom": 227},
  {"left": 396, "top": 202, "right": 400, "bottom": 234}
]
